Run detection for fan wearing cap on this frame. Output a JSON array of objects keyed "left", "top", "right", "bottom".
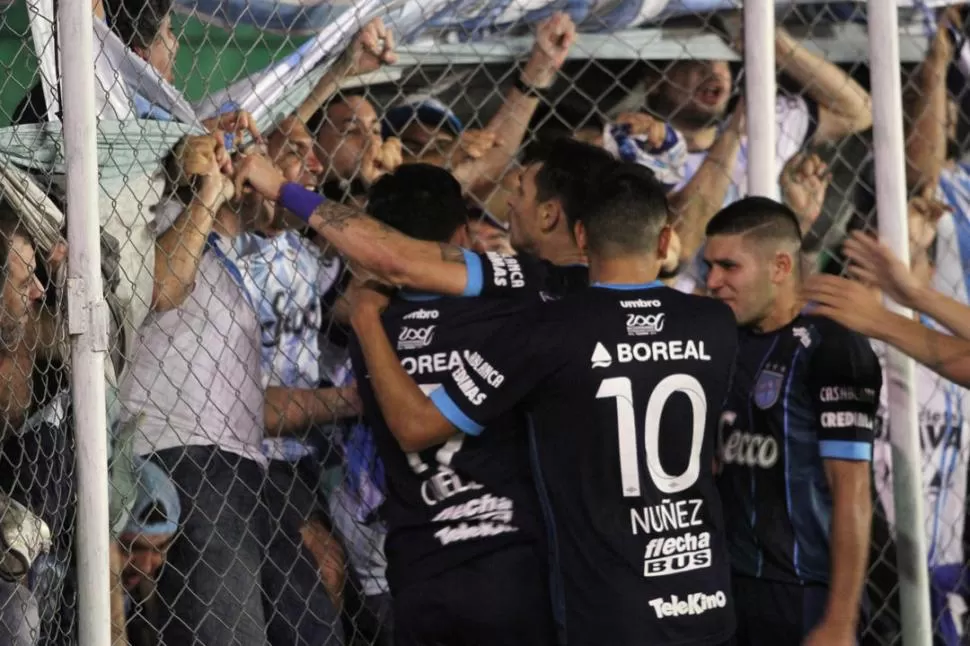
[
  {"left": 108, "top": 459, "right": 180, "bottom": 645},
  {"left": 382, "top": 98, "right": 466, "bottom": 166},
  {"left": 113, "top": 459, "right": 180, "bottom": 593}
]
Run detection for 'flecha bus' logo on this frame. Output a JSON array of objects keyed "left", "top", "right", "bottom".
[
  {"left": 398, "top": 326, "right": 436, "bottom": 351},
  {"left": 626, "top": 313, "right": 665, "bottom": 336}
]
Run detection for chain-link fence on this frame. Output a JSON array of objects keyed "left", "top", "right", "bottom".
[{"left": 0, "top": 0, "right": 966, "bottom": 644}]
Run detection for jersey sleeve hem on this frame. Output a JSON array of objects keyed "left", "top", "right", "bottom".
[
  {"left": 461, "top": 249, "right": 483, "bottom": 297},
  {"left": 429, "top": 388, "right": 484, "bottom": 435},
  {"left": 819, "top": 440, "right": 872, "bottom": 461}
]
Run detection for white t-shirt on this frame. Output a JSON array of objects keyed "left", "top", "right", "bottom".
[
  {"left": 675, "top": 94, "right": 816, "bottom": 205},
  {"left": 671, "top": 95, "right": 816, "bottom": 295},
  {"left": 121, "top": 206, "right": 266, "bottom": 467}
]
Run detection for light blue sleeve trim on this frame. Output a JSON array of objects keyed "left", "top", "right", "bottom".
[
  {"left": 430, "top": 388, "right": 484, "bottom": 435},
  {"left": 819, "top": 440, "right": 872, "bottom": 461},
  {"left": 461, "top": 248, "right": 484, "bottom": 297}
]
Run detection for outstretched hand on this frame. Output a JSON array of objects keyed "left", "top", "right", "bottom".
[
  {"left": 801, "top": 273, "right": 884, "bottom": 339},
  {"left": 842, "top": 231, "right": 925, "bottom": 309}
]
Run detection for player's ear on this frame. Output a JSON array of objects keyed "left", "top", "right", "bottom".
[
  {"left": 573, "top": 220, "right": 589, "bottom": 254},
  {"left": 770, "top": 250, "right": 795, "bottom": 284},
  {"left": 655, "top": 225, "right": 672, "bottom": 261},
  {"left": 451, "top": 223, "right": 473, "bottom": 249},
  {"left": 539, "top": 198, "right": 563, "bottom": 234}
]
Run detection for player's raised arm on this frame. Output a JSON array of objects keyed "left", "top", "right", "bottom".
[
  {"left": 349, "top": 284, "right": 458, "bottom": 451},
  {"left": 804, "top": 326, "right": 881, "bottom": 645},
  {"left": 350, "top": 280, "right": 554, "bottom": 452},
  {"left": 234, "top": 153, "right": 472, "bottom": 296}
]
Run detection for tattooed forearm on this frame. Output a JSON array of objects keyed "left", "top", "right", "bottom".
[
  {"left": 313, "top": 201, "right": 365, "bottom": 232},
  {"left": 439, "top": 243, "right": 467, "bottom": 264}
]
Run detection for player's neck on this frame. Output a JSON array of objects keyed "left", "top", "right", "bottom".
[
  {"left": 536, "top": 237, "right": 587, "bottom": 267},
  {"left": 588, "top": 256, "right": 662, "bottom": 287},
  {"left": 754, "top": 297, "right": 801, "bottom": 334}
]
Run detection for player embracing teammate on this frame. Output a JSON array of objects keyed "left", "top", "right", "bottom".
[{"left": 237, "top": 140, "right": 879, "bottom": 644}]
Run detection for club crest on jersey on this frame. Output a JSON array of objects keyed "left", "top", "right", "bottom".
[{"left": 753, "top": 368, "right": 785, "bottom": 410}]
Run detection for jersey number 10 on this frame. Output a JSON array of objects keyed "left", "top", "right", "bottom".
[{"left": 596, "top": 374, "right": 706, "bottom": 497}]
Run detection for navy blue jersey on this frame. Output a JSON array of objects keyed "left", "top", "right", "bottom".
[
  {"left": 465, "top": 249, "right": 588, "bottom": 302},
  {"left": 350, "top": 248, "right": 588, "bottom": 592},
  {"left": 717, "top": 315, "right": 882, "bottom": 585},
  {"left": 428, "top": 282, "right": 739, "bottom": 646}
]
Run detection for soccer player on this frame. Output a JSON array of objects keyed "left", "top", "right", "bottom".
[
  {"left": 350, "top": 163, "right": 738, "bottom": 646},
  {"left": 702, "top": 197, "right": 882, "bottom": 645},
  {"left": 232, "top": 137, "right": 615, "bottom": 301},
  {"left": 349, "top": 163, "right": 556, "bottom": 645}
]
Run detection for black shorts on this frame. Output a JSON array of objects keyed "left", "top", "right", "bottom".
[
  {"left": 731, "top": 575, "right": 862, "bottom": 646},
  {"left": 392, "top": 544, "right": 556, "bottom": 646}
]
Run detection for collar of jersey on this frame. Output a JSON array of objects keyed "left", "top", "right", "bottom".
[
  {"left": 591, "top": 280, "right": 664, "bottom": 291},
  {"left": 398, "top": 290, "right": 442, "bottom": 302}
]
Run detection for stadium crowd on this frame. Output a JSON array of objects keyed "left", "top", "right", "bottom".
[{"left": 0, "top": 0, "right": 968, "bottom": 645}]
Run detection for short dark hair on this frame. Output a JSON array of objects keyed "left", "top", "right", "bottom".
[
  {"left": 526, "top": 100, "right": 606, "bottom": 141},
  {"left": 104, "top": 0, "right": 173, "bottom": 49},
  {"left": 580, "top": 162, "right": 669, "bottom": 257},
  {"left": 705, "top": 196, "right": 803, "bottom": 247},
  {"left": 366, "top": 164, "right": 468, "bottom": 243},
  {"left": 525, "top": 137, "right": 616, "bottom": 228}
]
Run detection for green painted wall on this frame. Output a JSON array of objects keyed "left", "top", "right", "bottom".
[{"left": 0, "top": 6, "right": 303, "bottom": 126}]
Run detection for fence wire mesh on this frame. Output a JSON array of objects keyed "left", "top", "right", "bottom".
[{"left": 0, "top": 0, "right": 967, "bottom": 644}]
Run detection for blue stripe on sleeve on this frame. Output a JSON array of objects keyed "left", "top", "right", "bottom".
[
  {"left": 430, "top": 388, "right": 484, "bottom": 435},
  {"left": 461, "top": 248, "right": 484, "bottom": 297},
  {"left": 819, "top": 440, "right": 872, "bottom": 461}
]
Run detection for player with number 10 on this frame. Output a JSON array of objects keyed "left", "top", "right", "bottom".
[{"left": 351, "top": 162, "right": 738, "bottom": 645}]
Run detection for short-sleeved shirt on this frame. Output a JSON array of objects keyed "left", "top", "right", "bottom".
[
  {"left": 349, "top": 249, "right": 588, "bottom": 592},
  {"left": 233, "top": 230, "right": 344, "bottom": 462},
  {"left": 121, "top": 233, "right": 266, "bottom": 466},
  {"left": 234, "top": 230, "right": 344, "bottom": 390},
  {"left": 675, "top": 95, "right": 818, "bottom": 205},
  {"left": 718, "top": 315, "right": 882, "bottom": 585},
  {"left": 350, "top": 292, "right": 546, "bottom": 592},
  {"left": 462, "top": 250, "right": 589, "bottom": 302},
  {"left": 428, "top": 282, "right": 739, "bottom": 646},
  {"left": 671, "top": 95, "right": 818, "bottom": 295}
]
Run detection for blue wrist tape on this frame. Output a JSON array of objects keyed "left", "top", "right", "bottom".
[{"left": 278, "top": 183, "right": 326, "bottom": 223}]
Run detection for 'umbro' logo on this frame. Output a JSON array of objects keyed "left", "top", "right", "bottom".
[{"left": 591, "top": 342, "right": 613, "bottom": 369}]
